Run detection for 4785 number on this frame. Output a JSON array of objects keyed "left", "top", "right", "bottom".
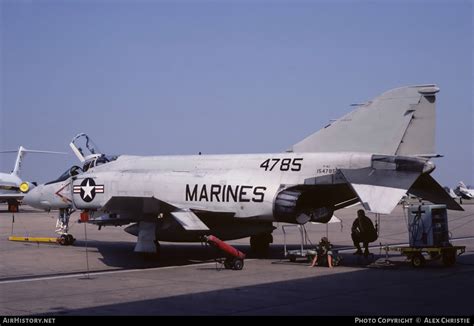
[{"left": 260, "top": 158, "right": 303, "bottom": 172}]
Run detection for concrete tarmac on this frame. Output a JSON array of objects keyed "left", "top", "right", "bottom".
[{"left": 0, "top": 203, "right": 473, "bottom": 316}]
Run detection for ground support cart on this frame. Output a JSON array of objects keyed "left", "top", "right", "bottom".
[{"left": 384, "top": 245, "right": 465, "bottom": 268}]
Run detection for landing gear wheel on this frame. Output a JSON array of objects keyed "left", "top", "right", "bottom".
[
  {"left": 59, "top": 234, "right": 67, "bottom": 246},
  {"left": 143, "top": 241, "right": 161, "bottom": 261},
  {"left": 7, "top": 200, "right": 19, "bottom": 213},
  {"left": 250, "top": 233, "right": 273, "bottom": 258},
  {"left": 154, "top": 240, "right": 161, "bottom": 257},
  {"left": 411, "top": 254, "right": 425, "bottom": 268},
  {"left": 232, "top": 258, "right": 244, "bottom": 270},
  {"left": 66, "top": 234, "right": 75, "bottom": 245},
  {"left": 59, "top": 234, "right": 75, "bottom": 246}
]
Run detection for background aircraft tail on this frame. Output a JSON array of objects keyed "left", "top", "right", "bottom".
[
  {"left": 0, "top": 146, "right": 67, "bottom": 177},
  {"left": 290, "top": 84, "right": 439, "bottom": 157}
]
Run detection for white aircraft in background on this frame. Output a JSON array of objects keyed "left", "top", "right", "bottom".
[
  {"left": 455, "top": 181, "right": 474, "bottom": 200},
  {"left": 0, "top": 146, "right": 66, "bottom": 212},
  {"left": 443, "top": 186, "right": 460, "bottom": 200},
  {"left": 24, "top": 85, "right": 462, "bottom": 255}
]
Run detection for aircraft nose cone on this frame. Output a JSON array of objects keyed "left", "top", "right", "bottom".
[
  {"left": 23, "top": 182, "right": 72, "bottom": 210},
  {"left": 22, "top": 186, "right": 44, "bottom": 209}
]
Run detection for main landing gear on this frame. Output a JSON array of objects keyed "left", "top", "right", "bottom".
[
  {"left": 7, "top": 199, "right": 19, "bottom": 213},
  {"left": 250, "top": 233, "right": 273, "bottom": 257}
]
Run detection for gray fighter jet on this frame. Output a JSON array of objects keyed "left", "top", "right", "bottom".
[{"left": 24, "top": 85, "right": 462, "bottom": 254}]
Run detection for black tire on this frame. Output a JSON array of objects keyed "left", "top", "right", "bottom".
[
  {"left": 411, "top": 254, "right": 425, "bottom": 268},
  {"left": 232, "top": 258, "right": 244, "bottom": 270},
  {"left": 66, "top": 234, "right": 75, "bottom": 245},
  {"left": 143, "top": 242, "right": 161, "bottom": 261},
  {"left": 289, "top": 255, "right": 296, "bottom": 263},
  {"left": 442, "top": 249, "right": 456, "bottom": 267},
  {"left": 250, "top": 234, "right": 271, "bottom": 258},
  {"left": 154, "top": 241, "right": 161, "bottom": 258},
  {"left": 59, "top": 235, "right": 67, "bottom": 246}
]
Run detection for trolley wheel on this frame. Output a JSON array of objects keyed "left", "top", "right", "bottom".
[
  {"left": 442, "top": 249, "right": 456, "bottom": 267},
  {"left": 232, "top": 258, "right": 244, "bottom": 270},
  {"left": 289, "top": 255, "right": 296, "bottom": 263},
  {"left": 411, "top": 254, "right": 425, "bottom": 268},
  {"left": 224, "top": 258, "right": 233, "bottom": 270}
]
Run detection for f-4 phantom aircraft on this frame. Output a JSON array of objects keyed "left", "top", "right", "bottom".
[
  {"left": 443, "top": 186, "right": 460, "bottom": 200},
  {"left": 0, "top": 146, "right": 66, "bottom": 212},
  {"left": 23, "top": 85, "right": 462, "bottom": 254},
  {"left": 455, "top": 181, "right": 474, "bottom": 200}
]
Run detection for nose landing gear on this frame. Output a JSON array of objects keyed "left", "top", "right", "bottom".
[{"left": 56, "top": 208, "right": 75, "bottom": 246}]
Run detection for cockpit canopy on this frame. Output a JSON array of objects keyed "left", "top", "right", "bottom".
[
  {"left": 45, "top": 165, "right": 83, "bottom": 185},
  {"left": 45, "top": 133, "right": 119, "bottom": 184},
  {"left": 70, "top": 133, "right": 102, "bottom": 163},
  {"left": 82, "top": 154, "right": 118, "bottom": 171}
]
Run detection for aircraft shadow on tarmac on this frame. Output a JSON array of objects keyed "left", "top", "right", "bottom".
[
  {"left": 71, "top": 240, "right": 474, "bottom": 270},
  {"left": 72, "top": 240, "right": 308, "bottom": 269}
]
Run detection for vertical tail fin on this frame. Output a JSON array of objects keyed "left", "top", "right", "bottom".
[
  {"left": 0, "top": 146, "right": 67, "bottom": 177},
  {"left": 290, "top": 85, "right": 439, "bottom": 156},
  {"left": 12, "top": 146, "right": 26, "bottom": 177}
]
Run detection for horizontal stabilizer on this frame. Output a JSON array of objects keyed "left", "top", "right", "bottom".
[
  {"left": 408, "top": 174, "right": 463, "bottom": 211},
  {"left": 171, "top": 211, "right": 210, "bottom": 231}
]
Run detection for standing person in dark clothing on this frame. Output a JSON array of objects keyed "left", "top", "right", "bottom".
[{"left": 352, "top": 209, "right": 378, "bottom": 256}]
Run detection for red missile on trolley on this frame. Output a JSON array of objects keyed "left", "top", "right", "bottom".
[
  {"left": 205, "top": 235, "right": 246, "bottom": 259},
  {"left": 204, "top": 235, "right": 245, "bottom": 270}
]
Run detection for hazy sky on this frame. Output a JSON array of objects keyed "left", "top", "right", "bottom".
[{"left": 0, "top": 0, "right": 472, "bottom": 187}]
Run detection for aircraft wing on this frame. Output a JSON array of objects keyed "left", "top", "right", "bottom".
[
  {"left": 99, "top": 196, "right": 210, "bottom": 231},
  {"left": 311, "top": 215, "right": 341, "bottom": 225},
  {"left": 0, "top": 193, "right": 24, "bottom": 200},
  {"left": 101, "top": 196, "right": 176, "bottom": 215}
]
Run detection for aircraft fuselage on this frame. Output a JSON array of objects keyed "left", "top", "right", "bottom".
[{"left": 71, "top": 152, "right": 372, "bottom": 220}]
